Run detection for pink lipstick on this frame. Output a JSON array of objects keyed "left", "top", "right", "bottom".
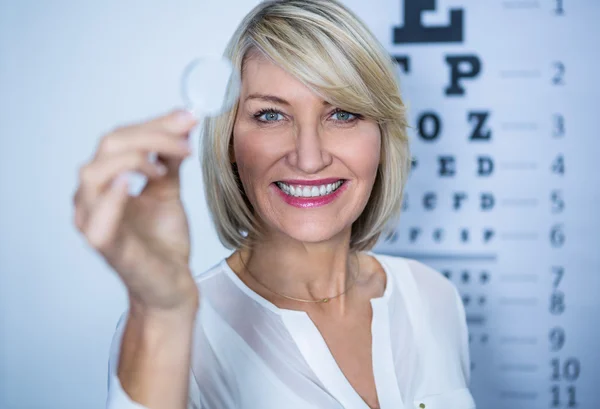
[{"left": 271, "top": 179, "right": 349, "bottom": 209}]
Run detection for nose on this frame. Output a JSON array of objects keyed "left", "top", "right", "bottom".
[{"left": 287, "top": 124, "right": 332, "bottom": 174}]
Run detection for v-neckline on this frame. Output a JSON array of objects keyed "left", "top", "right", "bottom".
[
  {"left": 221, "top": 251, "right": 393, "bottom": 314},
  {"left": 221, "top": 252, "right": 405, "bottom": 409}
]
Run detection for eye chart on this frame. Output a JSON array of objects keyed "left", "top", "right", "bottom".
[{"left": 352, "top": 1, "right": 600, "bottom": 408}]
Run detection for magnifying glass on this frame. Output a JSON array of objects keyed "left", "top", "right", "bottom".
[{"left": 127, "top": 56, "right": 241, "bottom": 196}]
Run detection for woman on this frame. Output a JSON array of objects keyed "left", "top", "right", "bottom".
[{"left": 73, "top": 1, "right": 475, "bottom": 408}]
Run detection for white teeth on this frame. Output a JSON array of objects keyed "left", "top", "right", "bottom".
[{"left": 276, "top": 180, "right": 344, "bottom": 197}]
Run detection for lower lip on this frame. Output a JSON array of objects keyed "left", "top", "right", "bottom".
[{"left": 272, "top": 181, "right": 349, "bottom": 208}]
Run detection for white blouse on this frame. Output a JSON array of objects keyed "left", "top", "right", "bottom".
[{"left": 106, "top": 252, "right": 476, "bottom": 409}]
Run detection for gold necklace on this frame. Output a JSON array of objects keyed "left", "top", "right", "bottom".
[{"left": 239, "top": 251, "right": 360, "bottom": 304}]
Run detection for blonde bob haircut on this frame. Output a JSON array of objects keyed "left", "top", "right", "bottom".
[{"left": 201, "top": 0, "right": 410, "bottom": 252}]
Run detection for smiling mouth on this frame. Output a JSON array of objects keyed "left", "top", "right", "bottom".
[{"left": 275, "top": 180, "right": 346, "bottom": 197}]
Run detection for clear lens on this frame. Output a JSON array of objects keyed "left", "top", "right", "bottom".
[
  {"left": 127, "top": 57, "right": 240, "bottom": 197},
  {"left": 181, "top": 57, "right": 241, "bottom": 118}
]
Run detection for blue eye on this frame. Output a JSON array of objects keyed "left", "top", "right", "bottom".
[
  {"left": 253, "top": 107, "right": 361, "bottom": 124},
  {"left": 332, "top": 110, "right": 356, "bottom": 122},
  {"left": 255, "top": 109, "right": 284, "bottom": 122}
]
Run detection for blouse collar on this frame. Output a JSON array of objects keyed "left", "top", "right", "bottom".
[{"left": 220, "top": 250, "right": 394, "bottom": 316}]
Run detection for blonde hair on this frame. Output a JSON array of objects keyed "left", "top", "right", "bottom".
[{"left": 201, "top": 0, "right": 410, "bottom": 252}]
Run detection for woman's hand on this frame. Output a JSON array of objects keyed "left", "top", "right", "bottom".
[{"left": 73, "top": 109, "right": 200, "bottom": 314}]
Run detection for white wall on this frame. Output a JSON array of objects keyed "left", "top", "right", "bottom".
[{"left": 0, "top": 1, "right": 260, "bottom": 408}]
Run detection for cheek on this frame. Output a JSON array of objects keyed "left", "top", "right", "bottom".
[
  {"left": 232, "top": 124, "right": 256, "bottom": 197},
  {"left": 234, "top": 134, "right": 265, "bottom": 182},
  {"left": 342, "top": 127, "right": 381, "bottom": 179},
  {"left": 232, "top": 125, "right": 280, "bottom": 201},
  {"left": 233, "top": 120, "right": 291, "bottom": 175}
]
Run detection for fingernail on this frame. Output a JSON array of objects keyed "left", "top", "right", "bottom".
[{"left": 174, "top": 109, "right": 196, "bottom": 125}]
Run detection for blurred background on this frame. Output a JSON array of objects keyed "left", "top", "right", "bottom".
[{"left": 1, "top": 1, "right": 598, "bottom": 408}]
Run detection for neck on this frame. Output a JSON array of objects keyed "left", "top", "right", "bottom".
[{"left": 235, "top": 228, "right": 359, "bottom": 312}]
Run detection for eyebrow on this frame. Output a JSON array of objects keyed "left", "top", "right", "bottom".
[{"left": 245, "top": 93, "right": 331, "bottom": 107}]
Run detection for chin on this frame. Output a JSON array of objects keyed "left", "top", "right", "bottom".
[{"left": 276, "top": 219, "right": 350, "bottom": 244}]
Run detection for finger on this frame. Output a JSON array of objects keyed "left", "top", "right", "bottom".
[
  {"left": 143, "top": 109, "right": 198, "bottom": 135},
  {"left": 95, "top": 127, "right": 193, "bottom": 160},
  {"left": 112, "top": 109, "right": 197, "bottom": 137},
  {"left": 84, "top": 174, "right": 130, "bottom": 254},
  {"left": 79, "top": 151, "right": 181, "bottom": 206},
  {"left": 95, "top": 110, "right": 196, "bottom": 159}
]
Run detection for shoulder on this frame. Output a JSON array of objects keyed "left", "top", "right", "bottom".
[
  {"left": 191, "top": 259, "right": 229, "bottom": 286},
  {"left": 405, "top": 257, "right": 461, "bottom": 315},
  {"left": 374, "top": 253, "right": 460, "bottom": 309},
  {"left": 374, "top": 253, "right": 471, "bottom": 386},
  {"left": 374, "top": 253, "right": 467, "bottom": 351}
]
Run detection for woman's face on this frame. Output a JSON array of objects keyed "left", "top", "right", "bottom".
[{"left": 232, "top": 54, "right": 381, "bottom": 244}]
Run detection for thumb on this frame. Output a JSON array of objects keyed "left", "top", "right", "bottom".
[
  {"left": 142, "top": 153, "right": 186, "bottom": 196},
  {"left": 160, "top": 152, "right": 187, "bottom": 181}
]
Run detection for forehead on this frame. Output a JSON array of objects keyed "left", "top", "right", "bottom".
[{"left": 240, "top": 54, "right": 320, "bottom": 103}]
